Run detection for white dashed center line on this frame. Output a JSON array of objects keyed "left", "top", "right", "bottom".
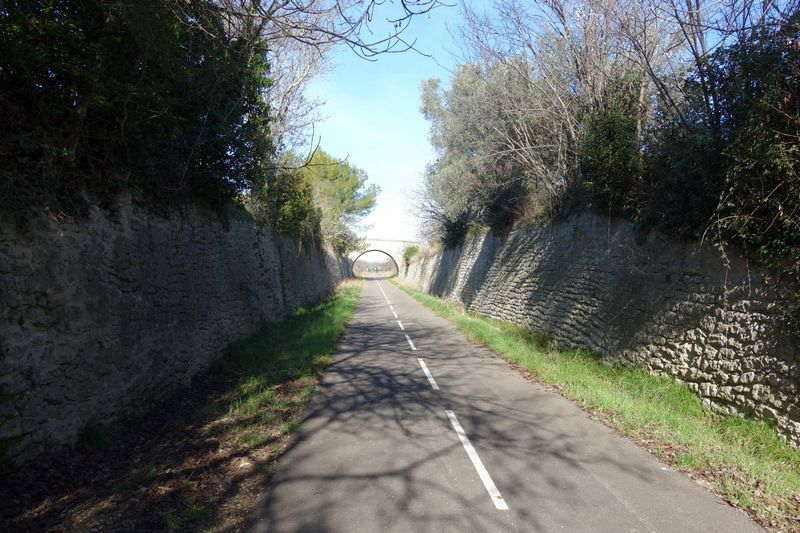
[
  {"left": 376, "top": 279, "right": 508, "bottom": 512},
  {"left": 404, "top": 333, "right": 417, "bottom": 351},
  {"left": 445, "top": 410, "right": 509, "bottom": 511},
  {"left": 417, "top": 358, "right": 439, "bottom": 390},
  {"left": 376, "top": 281, "right": 391, "bottom": 304}
]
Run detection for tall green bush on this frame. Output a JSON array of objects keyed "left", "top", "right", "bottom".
[
  {"left": 642, "top": 20, "right": 799, "bottom": 259},
  {"left": 263, "top": 170, "right": 320, "bottom": 237},
  {"left": 0, "top": 0, "right": 271, "bottom": 216},
  {"left": 641, "top": 119, "right": 724, "bottom": 236},
  {"left": 579, "top": 75, "right": 645, "bottom": 217},
  {"left": 714, "top": 24, "right": 800, "bottom": 264},
  {"left": 580, "top": 110, "right": 642, "bottom": 215}
]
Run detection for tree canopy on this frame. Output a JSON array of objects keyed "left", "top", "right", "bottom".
[
  {"left": 1, "top": 0, "right": 271, "bottom": 214},
  {"left": 246, "top": 148, "right": 378, "bottom": 254}
]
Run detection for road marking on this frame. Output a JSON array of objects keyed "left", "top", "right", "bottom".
[
  {"left": 404, "top": 333, "right": 417, "bottom": 351},
  {"left": 391, "top": 309, "right": 398, "bottom": 319},
  {"left": 417, "top": 358, "right": 439, "bottom": 390},
  {"left": 376, "top": 281, "right": 391, "bottom": 304},
  {"left": 397, "top": 320, "right": 405, "bottom": 331},
  {"left": 445, "top": 410, "right": 509, "bottom": 511}
]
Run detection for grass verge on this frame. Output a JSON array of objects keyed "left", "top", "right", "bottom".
[
  {"left": 2, "top": 280, "right": 361, "bottom": 532},
  {"left": 393, "top": 280, "right": 800, "bottom": 532}
]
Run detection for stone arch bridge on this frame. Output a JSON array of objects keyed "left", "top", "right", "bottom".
[{"left": 348, "top": 238, "right": 421, "bottom": 277}]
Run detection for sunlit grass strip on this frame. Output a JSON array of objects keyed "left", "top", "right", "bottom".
[
  {"left": 207, "top": 280, "right": 362, "bottom": 449},
  {"left": 393, "top": 280, "right": 800, "bottom": 531},
  {"left": 166, "top": 280, "right": 362, "bottom": 530}
]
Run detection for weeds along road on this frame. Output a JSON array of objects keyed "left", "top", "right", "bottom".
[{"left": 252, "top": 280, "right": 761, "bottom": 533}]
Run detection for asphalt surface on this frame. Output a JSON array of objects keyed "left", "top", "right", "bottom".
[{"left": 252, "top": 279, "right": 761, "bottom": 532}]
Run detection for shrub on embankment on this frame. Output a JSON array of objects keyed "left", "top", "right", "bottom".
[{"left": 0, "top": 3, "right": 378, "bottom": 255}]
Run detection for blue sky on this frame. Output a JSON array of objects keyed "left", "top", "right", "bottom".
[{"left": 305, "top": 3, "right": 470, "bottom": 241}]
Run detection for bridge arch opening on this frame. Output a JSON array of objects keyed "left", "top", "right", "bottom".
[{"left": 351, "top": 250, "right": 399, "bottom": 279}]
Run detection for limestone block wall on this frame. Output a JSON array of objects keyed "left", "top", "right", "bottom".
[
  {"left": 403, "top": 212, "right": 799, "bottom": 445},
  {"left": 0, "top": 198, "right": 348, "bottom": 463}
]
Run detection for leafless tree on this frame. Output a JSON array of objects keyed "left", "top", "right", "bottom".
[
  {"left": 178, "top": 0, "right": 447, "bottom": 57},
  {"left": 622, "top": 0, "right": 797, "bottom": 128},
  {"left": 170, "top": 1, "right": 448, "bottom": 159},
  {"left": 450, "top": 0, "right": 637, "bottom": 205},
  {"left": 267, "top": 36, "right": 330, "bottom": 153}
]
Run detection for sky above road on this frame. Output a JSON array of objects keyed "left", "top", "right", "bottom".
[{"left": 305, "top": 2, "right": 482, "bottom": 242}]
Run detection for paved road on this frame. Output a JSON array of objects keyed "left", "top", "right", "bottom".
[{"left": 253, "top": 280, "right": 760, "bottom": 532}]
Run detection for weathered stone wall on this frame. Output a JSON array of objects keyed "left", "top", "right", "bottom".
[
  {"left": 0, "top": 197, "right": 348, "bottom": 463},
  {"left": 403, "top": 212, "right": 799, "bottom": 445}
]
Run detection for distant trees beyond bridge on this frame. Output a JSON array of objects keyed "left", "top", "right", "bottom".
[{"left": 349, "top": 238, "right": 421, "bottom": 278}]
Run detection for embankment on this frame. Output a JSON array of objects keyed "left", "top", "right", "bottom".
[
  {"left": 0, "top": 197, "right": 348, "bottom": 463},
  {"left": 402, "top": 212, "right": 799, "bottom": 445}
]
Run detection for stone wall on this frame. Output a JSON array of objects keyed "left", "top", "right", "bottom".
[
  {"left": 0, "top": 197, "right": 348, "bottom": 463},
  {"left": 403, "top": 212, "right": 799, "bottom": 445}
]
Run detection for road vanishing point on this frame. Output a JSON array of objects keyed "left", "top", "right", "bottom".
[{"left": 253, "top": 280, "right": 761, "bottom": 532}]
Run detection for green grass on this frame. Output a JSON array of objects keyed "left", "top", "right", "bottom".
[
  {"left": 394, "top": 281, "right": 800, "bottom": 531},
  {"left": 202, "top": 280, "right": 362, "bottom": 450},
  {"left": 164, "top": 503, "right": 211, "bottom": 531}
]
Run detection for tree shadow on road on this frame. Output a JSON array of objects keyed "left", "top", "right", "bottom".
[{"left": 249, "top": 293, "right": 675, "bottom": 532}]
